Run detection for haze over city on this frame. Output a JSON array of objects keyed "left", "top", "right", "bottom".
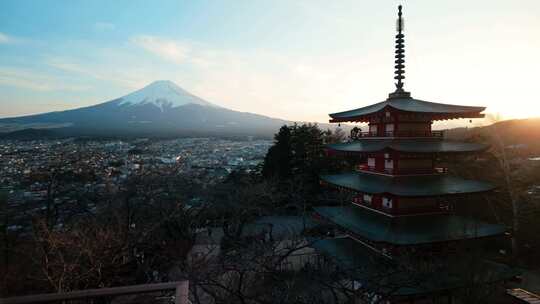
[{"left": 1, "top": 0, "right": 539, "bottom": 124}]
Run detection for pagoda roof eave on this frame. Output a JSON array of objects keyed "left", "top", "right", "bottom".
[
  {"left": 313, "top": 206, "right": 506, "bottom": 245},
  {"left": 329, "top": 98, "right": 485, "bottom": 123},
  {"left": 327, "top": 139, "right": 489, "bottom": 154},
  {"left": 320, "top": 172, "right": 495, "bottom": 197}
]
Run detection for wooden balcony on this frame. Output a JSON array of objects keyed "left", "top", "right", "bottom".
[
  {"left": 0, "top": 281, "right": 189, "bottom": 304},
  {"left": 357, "top": 164, "right": 447, "bottom": 175},
  {"left": 353, "top": 201, "right": 452, "bottom": 217},
  {"left": 351, "top": 130, "right": 444, "bottom": 139}
]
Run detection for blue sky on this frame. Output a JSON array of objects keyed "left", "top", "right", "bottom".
[{"left": 1, "top": 0, "right": 539, "bottom": 124}]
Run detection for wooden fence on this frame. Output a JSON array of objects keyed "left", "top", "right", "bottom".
[{"left": 0, "top": 281, "right": 189, "bottom": 304}]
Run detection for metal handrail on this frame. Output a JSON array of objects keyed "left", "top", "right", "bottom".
[{"left": 0, "top": 281, "right": 189, "bottom": 304}]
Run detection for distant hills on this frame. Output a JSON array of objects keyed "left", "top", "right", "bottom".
[
  {"left": 6, "top": 79, "right": 538, "bottom": 142},
  {"left": 446, "top": 118, "right": 540, "bottom": 151},
  {"left": 0, "top": 80, "right": 297, "bottom": 138}
]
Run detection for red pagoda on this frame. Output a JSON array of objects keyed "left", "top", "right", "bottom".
[{"left": 313, "top": 5, "right": 516, "bottom": 303}]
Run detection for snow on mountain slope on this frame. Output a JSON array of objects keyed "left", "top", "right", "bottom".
[
  {"left": 0, "top": 79, "right": 309, "bottom": 137},
  {"left": 118, "top": 80, "right": 217, "bottom": 111}
]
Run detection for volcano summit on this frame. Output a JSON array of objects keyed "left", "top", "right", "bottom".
[{"left": 0, "top": 81, "right": 288, "bottom": 137}]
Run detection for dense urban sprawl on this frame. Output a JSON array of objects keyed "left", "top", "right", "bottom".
[{"left": 0, "top": 137, "right": 271, "bottom": 233}]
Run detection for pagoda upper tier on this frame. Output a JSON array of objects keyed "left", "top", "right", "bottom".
[
  {"left": 327, "top": 138, "right": 488, "bottom": 154},
  {"left": 329, "top": 96, "right": 485, "bottom": 123},
  {"left": 320, "top": 172, "right": 494, "bottom": 196}
]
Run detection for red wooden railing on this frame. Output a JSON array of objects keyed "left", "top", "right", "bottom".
[
  {"left": 0, "top": 281, "right": 189, "bottom": 304},
  {"left": 357, "top": 165, "right": 447, "bottom": 175},
  {"left": 352, "top": 130, "right": 444, "bottom": 138},
  {"left": 353, "top": 201, "right": 452, "bottom": 217}
]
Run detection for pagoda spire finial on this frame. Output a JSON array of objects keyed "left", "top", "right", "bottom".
[{"left": 389, "top": 4, "right": 411, "bottom": 99}]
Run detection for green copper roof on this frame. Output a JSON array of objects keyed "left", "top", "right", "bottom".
[
  {"left": 312, "top": 237, "right": 518, "bottom": 296},
  {"left": 312, "top": 237, "right": 389, "bottom": 270},
  {"left": 314, "top": 206, "right": 505, "bottom": 245},
  {"left": 327, "top": 139, "right": 488, "bottom": 154},
  {"left": 329, "top": 97, "right": 485, "bottom": 122},
  {"left": 320, "top": 172, "right": 495, "bottom": 196}
]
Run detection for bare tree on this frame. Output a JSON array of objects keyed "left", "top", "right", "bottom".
[
  {"left": 32, "top": 216, "right": 132, "bottom": 293},
  {"left": 486, "top": 114, "right": 521, "bottom": 258}
]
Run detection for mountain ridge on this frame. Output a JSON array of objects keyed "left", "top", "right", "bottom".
[{"left": 0, "top": 80, "right": 324, "bottom": 137}]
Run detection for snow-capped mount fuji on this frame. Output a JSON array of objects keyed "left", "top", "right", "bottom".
[
  {"left": 118, "top": 80, "right": 217, "bottom": 110},
  {"left": 0, "top": 80, "right": 289, "bottom": 137}
]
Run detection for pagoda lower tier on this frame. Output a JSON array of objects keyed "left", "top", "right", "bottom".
[
  {"left": 314, "top": 206, "right": 505, "bottom": 246},
  {"left": 327, "top": 138, "right": 488, "bottom": 154},
  {"left": 312, "top": 237, "right": 518, "bottom": 300}
]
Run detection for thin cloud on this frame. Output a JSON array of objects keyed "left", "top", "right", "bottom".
[
  {"left": 127, "top": 34, "right": 374, "bottom": 121},
  {"left": 47, "top": 58, "right": 147, "bottom": 89},
  {"left": 0, "top": 67, "right": 91, "bottom": 92},
  {"left": 94, "top": 22, "right": 115, "bottom": 31},
  {"left": 0, "top": 75, "right": 51, "bottom": 91},
  {"left": 0, "top": 32, "right": 30, "bottom": 44},
  {"left": 131, "top": 35, "right": 191, "bottom": 64},
  {"left": 0, "top": 32, "right": 21, "bottom": 44},
  {"left": 0, "top": 33, "right": 9, "bottom": 44}
]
